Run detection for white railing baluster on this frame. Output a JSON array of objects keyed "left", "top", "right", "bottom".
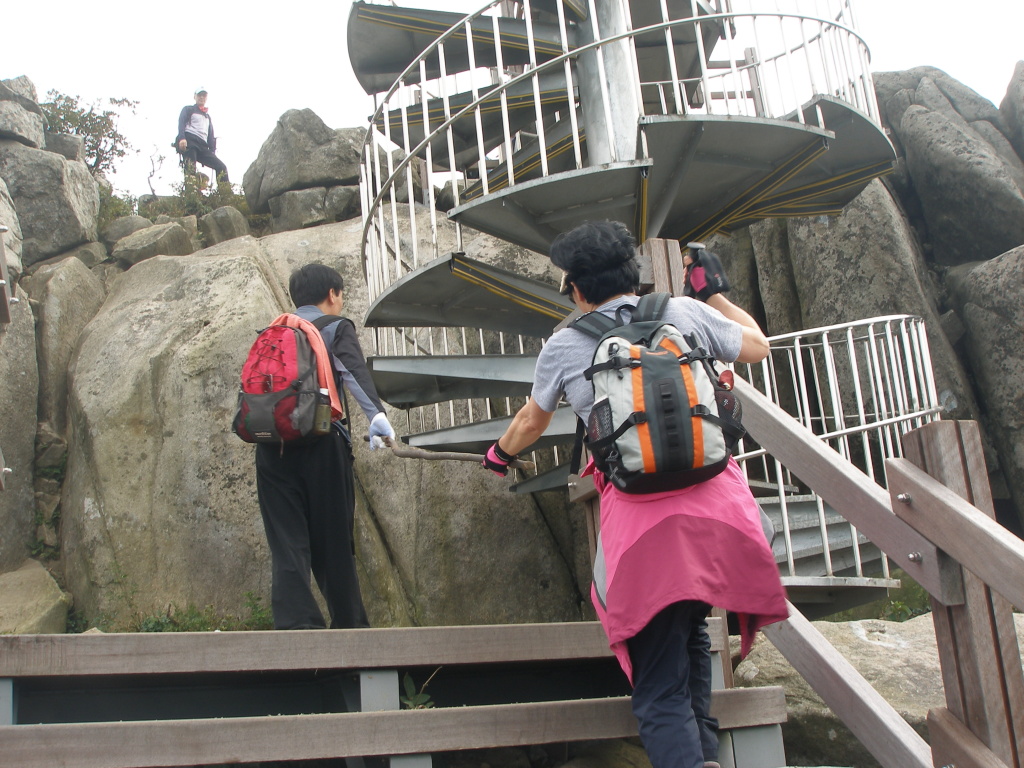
[{"left": 522, "top": 0, "right": 550, "bottom": 178}]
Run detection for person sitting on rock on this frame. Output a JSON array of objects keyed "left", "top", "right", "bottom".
[{"left": 175, "top": 87, "right": 229, "bottom": 185}]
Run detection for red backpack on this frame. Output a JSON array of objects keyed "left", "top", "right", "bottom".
[{"left": 232, "top": 314, "right": 344, "bottom": 444}]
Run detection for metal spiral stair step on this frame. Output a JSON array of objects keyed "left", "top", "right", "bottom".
[
  {"left": 368, "top": 354, "right": 537, "bottom": 408},
  {"left": 374, "top": 73, "right": 575, "bottom": 171},
  {"left": 364, "top": 252, "right": 573, "bottom": 337},
  {"left": 640, "top": 98, "right": 895, "bottom": 242},
  {"left": 348, "top": 1, "right": 576, "bottom": 96},
  {"left": 403, "top": 404, "right": 577, "bottom": 453},
  {"left": 452, "top": 159, "right": 653, "bottom": 255}
]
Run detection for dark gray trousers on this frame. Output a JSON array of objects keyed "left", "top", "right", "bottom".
[{"left": 256, "top": 429, "right": 369, "bottom": 629}]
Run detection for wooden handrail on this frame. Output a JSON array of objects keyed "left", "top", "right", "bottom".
[
  {"left": 761, "top": 601, "right": 932, "bottom": 768},
  {"left": 735, "top": 377, "right": 1024, "bottom": 767},
  {"left": 887, "top": 458, "right": 1024, "bottom": 610},
  {"left": 733, "top": 376, "right": 964, "bottom": 604}
]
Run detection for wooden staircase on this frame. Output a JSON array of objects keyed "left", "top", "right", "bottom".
[{"left": 0, "top": 618, "right": 787, "bottom": 767}]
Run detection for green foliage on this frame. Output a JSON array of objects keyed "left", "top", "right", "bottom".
[
  {"left": 98, "top": 185, "right": 138, "bottom": 234},
  {"left": 40, "top": 90, "right": 138, "bottom": 176},
  {"left": 27, "top": 537, "right": 59, "bottom": 561},
  {"left": 401, "top": 668, "right": 441, "bottom": 709},
  {"left": 132, "top": 592, "right": 274, "bottom": 632},
  {"left": 139, "top": 174, "right": 260, "bottom": 227},
  {"left": 68, "top": 591, "right": 274, "bottom": 633}
]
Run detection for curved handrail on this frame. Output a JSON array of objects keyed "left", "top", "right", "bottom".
[{"left": 358, "top": 3, "right": 877, "bottom": 280}]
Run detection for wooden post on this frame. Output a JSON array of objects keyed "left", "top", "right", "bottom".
[{"left": 900, "top": 421, "right": 1024, "bottom": 768}]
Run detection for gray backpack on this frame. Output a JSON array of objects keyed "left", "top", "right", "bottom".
[{"left": 571, "top": 293, "right": 745, "bottom": 494}]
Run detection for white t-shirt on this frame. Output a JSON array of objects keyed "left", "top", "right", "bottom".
[
  {"left": 530, "top": 294, "right": 743, "bottom": 422},
  {"left": 185, "top": 110, "right": 211, "bottom": 143}
]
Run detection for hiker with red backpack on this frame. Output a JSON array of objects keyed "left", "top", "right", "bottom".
[
  {"left": 235, "top": 263, "right": 394, "bottom": 629},
  {"left": 481, "top": 221, "right": 788, "bottom": 768}
]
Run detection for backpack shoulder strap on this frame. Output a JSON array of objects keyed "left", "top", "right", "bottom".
[
  {"left": 633, "top": 292, "right": 670, "bottom": 323},
  {"left": 570, "top": 309, "right": 621, "bottom": 339},
  {"left": 311, "top": 314, "right": 342, "bottom": 331}
]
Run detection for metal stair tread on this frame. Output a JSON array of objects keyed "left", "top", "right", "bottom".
[
  {"left": 364, "top": 252, "right": 572, "bottom": 337},
  {"left": 368, "top": 354, "right": 537, "bottom": 408},
  {"left": 348, "top": 1, "right": 574, "bottom": 96},
  {"left": 450, "top": 160, "right": 653, "bottom": 254}
]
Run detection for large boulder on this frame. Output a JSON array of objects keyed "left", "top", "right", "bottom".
[
  {"left": 243, "top": 110, "right": 363, "bottom": 214},
  {"left": 898, "top": 105, "right": 1024, "bottom": 265},
  {"left": 735, "top": 613, "right": 944, "bottom": 767},
  {"left": 100, "top": 214, "right": 153, "bottom": 249},
  {"left": 0, "top": 284, "right": 40, "bottom": 571},
  {"left": 268, "top": 186, "right": 360, "bottom": 233},
  {"left": 111, "top": 221, "right": 194, "bottom": 265},
  {"left": 782, "top": 180, "right": 977, "bottom": 421},
  {"left": 61, "top": 247, "right": 286, "bottom": 622},
  {"left": 0, "top": 140, "right": 99, "bottom": 266},
  {"left": 0, "top": 559, "right": 69, "bottom": 634},
  {"left": 945, "top": 246, "right": 1024, "bottom": 523},
  {"left": 0, "top": 175, "right": 24, "bottom": 275},
  {"left": 0, "top": 100, "right": 45, "bottom": 149},
  {"left": 1000, "top": 61, "right": 1024, "bottom": 162},
  {"left": 22, "top": 256, "right": 105, "bottom": 434},
  {"left": 1, "top": 76, "right": 39, "bottom": 104},
  {"left": 43, "top": 131, "right": 84, "bottom": 162},
  {"left": 198, "top": 206, "right": 250, "bottom": 245}
]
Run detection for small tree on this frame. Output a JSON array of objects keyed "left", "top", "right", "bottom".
[{"left": 40, "top": 90, "right": 138, "bottom": 176}]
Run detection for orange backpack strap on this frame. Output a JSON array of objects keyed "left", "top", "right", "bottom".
[{"left": 272, "top": 313, "right": 344, "bottom": 420}]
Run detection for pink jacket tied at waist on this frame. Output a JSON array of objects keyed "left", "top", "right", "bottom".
[{"left": 588, "top": 457, "right": 789, "bottom": 683}]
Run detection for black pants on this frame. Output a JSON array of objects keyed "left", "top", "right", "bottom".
[
  {"left": 255, "top": 430, "right": 369, "bottom": 629},
  {"left": 180, "top": 136, "right": 229, "bottom": 183},
  {"left": 627, "top": 601, "right": 718, "bottom": 768}
]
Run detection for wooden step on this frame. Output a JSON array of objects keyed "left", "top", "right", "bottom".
[{"left": 0, "top": 689, "right": 786, "bottom": 768}]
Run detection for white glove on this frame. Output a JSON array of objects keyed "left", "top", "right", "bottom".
[{"left": 369, "top": 412, "right": 395, "bottom": 450}]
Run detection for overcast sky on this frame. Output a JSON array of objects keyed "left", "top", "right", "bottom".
[{"left": 3, "top": 0, "right": 1021, "bottom": 197}]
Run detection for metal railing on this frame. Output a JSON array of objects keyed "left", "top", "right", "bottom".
[
  {"left": 737, "top": 315, "right": 942, "bottom": 580},
  {"left": 357, "top": 0, "right": 878, "bottom": 301}
]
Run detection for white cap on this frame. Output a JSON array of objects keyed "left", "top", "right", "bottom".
[{"left": 194, "top": 86, "right": 207, "bottom": 96}]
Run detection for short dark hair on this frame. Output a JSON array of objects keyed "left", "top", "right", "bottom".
[
  {"left": 289, "top": 263, "right": 344, "bottom": 307},
  {"left": 549, "top": 221, "right": 638, "bottom": 305}
]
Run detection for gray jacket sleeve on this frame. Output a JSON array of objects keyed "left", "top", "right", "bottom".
[{"left": 330, "top": 318, "right": 386, "bottom": 421}]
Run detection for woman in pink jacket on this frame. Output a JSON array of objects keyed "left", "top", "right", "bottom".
[{"left": 483, "top": 221, "right": 788, "bottom": 768}]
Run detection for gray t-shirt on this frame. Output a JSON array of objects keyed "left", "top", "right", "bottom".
[{"left": 531, "top": 294, "right": 743, "bottom": 422}]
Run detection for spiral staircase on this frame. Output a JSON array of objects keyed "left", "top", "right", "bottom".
[{"left": 347, "top": 0, "right": 938, "bottom": 618}]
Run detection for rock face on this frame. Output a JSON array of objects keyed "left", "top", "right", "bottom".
[
  {"left": 243, "top": 111, "right": 363, "bottom": 214},
  {"left": 268, "top": 186, "right": 360, "bottom": 233},
  {"left": 946, "top": 246, "right": 1024, "bottom": 521},
  {"left": 0, "top": 285, "right": 40, "bottom": 571},
  {"left": 1001, "top": 61, "right": 1024, "bottom": 161},
  {"left": 111, "top": 221, "right": 194, "bottom": 265},
  {"left": 874, "top": 68, "right": 1024, "bottom": 266},
  {"left": 0, "top": 175, "right": 24, "bottom": 274},
  {"left": 0, "top": 139, "right": 99, "bottom": 266},
  {"left": 0, "top": 559, "right": 69, "bottom": 633},
  {"left": 198, "top": 206, "right": 250, "bottom": 245},
  {"left": 23, "top": 257, "right": 105, "bottom": 434},
  {"left": 60, "top": 223, "right": 585, "bottom": 627},
  {"left": 100, "top": 214, "right": 153, "bottom": 249},
  {"left": 735, "top": 613, "right": 944, "bottom": 767},
  {"left": 62, "top": 248, "right": 284, "bottom": 620}
]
